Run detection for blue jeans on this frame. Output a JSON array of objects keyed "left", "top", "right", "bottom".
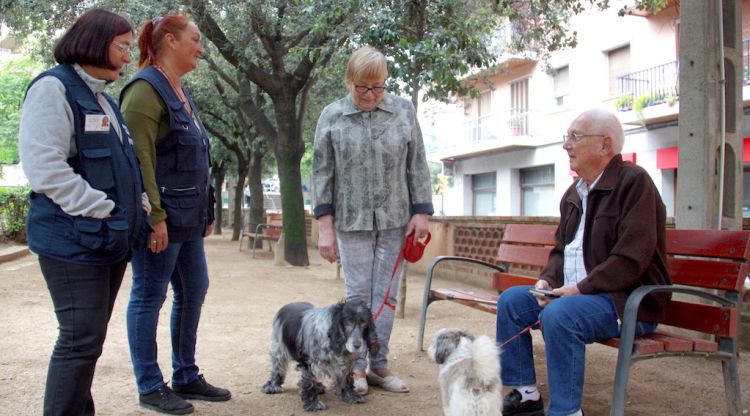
[
  {"left": 496, "top": 286, "right": 656, "bottom": 416},
  {"left": 126, "top": 239, "right": 209, "bottom": 394},
  {"left": 39, "top": 256, "right": 127, "bottom": 416}
]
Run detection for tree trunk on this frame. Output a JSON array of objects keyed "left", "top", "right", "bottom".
[
  {"left": 247, "top": 150, "right": 265, "bottom": 233},
  {"left": 231, "top": 173, "right": 246, "bottom": 241},
  {"left": 212, "top": 166, "right": 226, "bottom": 235}
]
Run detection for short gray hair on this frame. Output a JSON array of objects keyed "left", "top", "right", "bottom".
[{"left": 577, "top": 109, "right": 624, "bottom": 154}]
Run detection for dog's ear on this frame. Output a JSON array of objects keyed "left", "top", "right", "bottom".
[
  {"left": 363, "top": 304, "right": 379, "bottom": 358},
  {"left": 433, "top": 333, "right": 457, "bottom": 364},
  {"left": 328, "top": 302, "right": 347, "bottom": 355}
]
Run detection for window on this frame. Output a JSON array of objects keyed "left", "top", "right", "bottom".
[
  {"left": 510, "top": 78, "right": 529, "bottom": 135},
  {"left": 743, "top": 166, "right": 750, "bottom": 217},
  {"left": 553, "top": 66, "right": 569, "bottom": 107},
  {"left": 472, "top": 172, "right": 496, "bottom": 215},
  {"left": 608, "top": 45, "right": 630, "bottom": 96},
  {"left": 521, "top": 165, "right": 556, "bottom": 216}
]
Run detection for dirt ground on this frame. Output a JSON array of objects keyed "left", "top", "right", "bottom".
[{"left": 1, "top": 233, "right": 748, "bottom": 416}]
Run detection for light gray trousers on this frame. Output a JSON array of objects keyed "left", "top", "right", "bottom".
[{"left": 336, "top": 226, "right": 405, "bottom": 371}]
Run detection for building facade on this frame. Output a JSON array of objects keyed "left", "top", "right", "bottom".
[{"left": 424, "top": 0, "right": 750, "bottom": 219}]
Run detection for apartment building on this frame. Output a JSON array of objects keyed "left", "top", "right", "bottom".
[{"left": 424, "top": 0, "right": 750, "bottom": 218}]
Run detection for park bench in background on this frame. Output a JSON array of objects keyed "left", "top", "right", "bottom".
[
  {"left": 417, "top": 223, "right": 748, "bottom": 416},
  {"left": 239, "top": 212, "right": 283, "bottom": 258}
]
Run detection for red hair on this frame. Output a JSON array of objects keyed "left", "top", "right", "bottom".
[{"left": 136, "top": 14, "right": 190, "bottom": 70}]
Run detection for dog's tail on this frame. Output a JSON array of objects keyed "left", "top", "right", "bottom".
[{"left": 470, "top": 335, "right": 501, "bottom": 386}]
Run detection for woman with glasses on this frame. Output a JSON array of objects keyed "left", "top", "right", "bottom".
[
  {"left": 120, "top": 14, "right": 229, "bottom": 415},
  {"left": 19, "top": 8, "right": 150, "bottom": 416},
  {"left": 312, "top": 45, "right": 433, "bottom": 395}
]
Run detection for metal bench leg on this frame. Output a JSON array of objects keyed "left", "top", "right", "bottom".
[
  {"left": 722, "top": 351, "right": 742, "bottom": 416},
  {"left": 611, "top": 317, "right": 638, "bottom": 416},
  {"left": 417, "top": 258, "right": 441, "bottom": 351}
]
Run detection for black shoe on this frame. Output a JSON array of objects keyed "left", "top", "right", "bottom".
[
  {"left": 173, "top": 374, "right": 232, "bottom": 402},
  {"left": 139, "top": 385, "right": 194, "bottom": 415},
  {"left": 502, "top": 389, "right": 545, "bottom": 416}
]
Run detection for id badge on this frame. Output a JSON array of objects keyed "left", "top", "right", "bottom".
[{"left": 84, "top": 114, "right": 110, "bottom": 133}]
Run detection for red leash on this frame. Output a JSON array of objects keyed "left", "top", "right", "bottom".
[
  {"left": 372, "top": 232, "right": 431, "bottom": 321},
  {"left": 499, "top": 320, "right": 541, "bottom": 349},
  {"left": 372, "top": 248, "right": 404, "bottom": 321}
]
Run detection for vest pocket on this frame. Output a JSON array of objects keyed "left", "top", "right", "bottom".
[
  {"left": 71, "top": 215, "right": 130, "bottom": 253},
  {"left": 176, "top": 136, "right": 198, "bottom": 172},
  {"left": 161, "top": 187, "right": 200, "bottom": 227},
  {"left": 104, "top": 216, "right": 129, "bottom": 252},
  {"left": 81, "top": 148, "right": 115, "bottom": 190},
  {"left": 72, "top": 217, "right": 105, "bottom": 250}
]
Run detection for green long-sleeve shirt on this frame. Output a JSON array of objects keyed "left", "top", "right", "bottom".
[{"left": 120, "top": 79, "right": 171, "bottom": 225}]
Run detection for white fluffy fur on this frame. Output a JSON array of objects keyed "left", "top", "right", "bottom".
[{"left": 428, "top": 328, "right": 502, "bottom": 416}]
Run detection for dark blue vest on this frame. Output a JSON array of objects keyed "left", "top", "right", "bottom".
[
  {"left": 121, "top": 67, "right": 212, "bottom": 242},
  {"left": 25, "top": 64, "right": 147, "bottom": 265}
]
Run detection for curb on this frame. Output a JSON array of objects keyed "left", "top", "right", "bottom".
[{"left": 0, "top": 246, "right": 30, "bottom": 263}]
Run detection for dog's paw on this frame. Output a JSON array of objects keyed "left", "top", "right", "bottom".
[
  {"left": 261, "top": 382, "right": 284, "bottom": 394},
  {"left": 315, "top": 382, "right": 326, "bottom": 395},
  {"left": 302, "top": 400, "right": 327, "bottom": 412},
  {"left": 341, "top": 390, "right": 366, "bottom": 404}
]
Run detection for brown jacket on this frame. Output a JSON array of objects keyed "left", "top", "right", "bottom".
[{"left": 540, "top": 155, "right": 671, "bottom": 322}]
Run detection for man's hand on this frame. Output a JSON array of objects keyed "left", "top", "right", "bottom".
[
  {"left": 317, "top": 215, "right": 338, "bottom": 263},
  {"left": 532, "top": 280, "right": 554, "bottom": 308}
]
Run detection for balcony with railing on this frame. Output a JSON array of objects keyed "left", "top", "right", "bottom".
[
  {"left": 615, "top": 38, "right": 750, "bottom": 124},
  {"left": 463, "top": 109, "right": 531, "bottom": 144}
]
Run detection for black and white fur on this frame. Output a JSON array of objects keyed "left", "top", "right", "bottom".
[
  {"left": 428, "top": 328, "right": 502, "bottom": 416},
  {"left": 261, "top": 300, "right": 378, "bottom": 412}
]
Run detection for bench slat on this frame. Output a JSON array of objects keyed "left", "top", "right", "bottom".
[
  {"left": 666, "top": 229, "right": 750, "bottom": 260},
  {"left": 497, "top": 244, "right": 552, "bottom": 267},
  {"left": 502, "top": 224, "right": 557, "bottom": 245},
  {"left": 600, "top": 337, "right": 665, "bottom": 354},
  {"left": 642, "top": 332, "right": 693, "bottom": 352},
  {"left": 493, "top": 273, "right": 537, "bottom": 291},
  {"left": 668, "top": 257, "right": 746, "bottom": 290},
  {"left": 662, "top": 300, "right": 737, "bottom": 337},
  {"left": 431, "top": 288, "right": 498, "bottom": 314}
]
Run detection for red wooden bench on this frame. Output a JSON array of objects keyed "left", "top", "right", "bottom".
[
  {"left": 417, "top": 223, "right": 747, "bottom": 416},
  {"left": 238, "top": 212, "right": 283, "bottom": 258}
]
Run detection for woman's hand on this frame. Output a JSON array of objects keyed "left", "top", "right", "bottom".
[
  {"left": 405, "top": 213, "right": 429, "bottom": 242},
  {"left": 149, "top": 220, "right": 168, "bottom": 253},
  {"left": 317, "top": 215, "right": 338, "bottom": 263}
]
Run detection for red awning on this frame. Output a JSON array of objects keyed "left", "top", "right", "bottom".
[{"left": 658, "top": 138, "right": 750, "bottom": 169}]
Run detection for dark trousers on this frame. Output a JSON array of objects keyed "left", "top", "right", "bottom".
[{"left": 39, "top": 256, "right": 127, "bottom": 416}]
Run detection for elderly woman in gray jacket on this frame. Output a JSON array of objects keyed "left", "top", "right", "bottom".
[{"left": 312, "top": 45, "right": 433, "bottom": 395}]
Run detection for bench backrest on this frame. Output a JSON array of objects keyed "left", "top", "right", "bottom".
[{"left": 492, "top": 224, "right": 750, "bottom": 338}]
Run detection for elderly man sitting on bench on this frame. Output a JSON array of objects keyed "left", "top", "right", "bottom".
[{"left": 496, "top": 109, "right": 672, "bottom": 416}]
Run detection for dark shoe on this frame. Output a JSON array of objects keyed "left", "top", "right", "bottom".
[
  {"left": 173, "top": 374, "right": 231, "bottom": 402},
  {"left": 502, "top": 389, "right": 545, "bottom": 416},
  {"left": 139, "top": 386, "right": 194, "bottom": 415}
]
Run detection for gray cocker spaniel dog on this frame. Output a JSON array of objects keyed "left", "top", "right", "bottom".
[{"left": 261, "top": 300, "right": 378, "bottom": 411}]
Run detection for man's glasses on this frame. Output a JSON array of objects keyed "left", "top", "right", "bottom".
[
  {"left": 354, "top": 84, "right": 386, "bottom": 94},
  {"left": 562, "top": 132, "right": 607, "bottom": 143},
  {"left": 112, "top": 40, "right": 134, "bottom": 56}
]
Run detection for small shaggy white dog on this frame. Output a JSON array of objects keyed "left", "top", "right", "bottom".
[{"left": 428, "top": 328, "right": 502, "bottom": 416}]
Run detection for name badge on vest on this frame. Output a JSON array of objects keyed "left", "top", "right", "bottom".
[{"left": 84, "top": 114, "right": 110, "bottom": 133}]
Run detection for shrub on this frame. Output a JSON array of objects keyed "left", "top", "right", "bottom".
[{"left": 0, "top": 186, "right": 29, "bottom": 243}]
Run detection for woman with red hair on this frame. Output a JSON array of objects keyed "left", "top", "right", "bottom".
[{"left": 120, "top": 15, "right": 229, "bottom": 415}]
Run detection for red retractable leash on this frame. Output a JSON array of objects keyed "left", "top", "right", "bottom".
[
  {"left": 372, "top": 232, "right": 431, "bottom": 321},
  {"left": 498, "top": 320, "right": 541, "bottom": 350}
]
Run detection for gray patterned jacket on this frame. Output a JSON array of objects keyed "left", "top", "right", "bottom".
[{"left": 312, "top": 93, "right": 434, "bottom": 232}]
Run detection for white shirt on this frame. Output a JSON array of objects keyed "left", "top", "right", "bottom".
[{"left": 563, "top": 173, "right": 603, "bottom": 285}]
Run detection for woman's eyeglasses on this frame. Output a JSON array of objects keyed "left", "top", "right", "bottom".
[
  {"left": 354, "top": 85, "right": 386, "bottom": 94},
  {"left": 112, "top": 40, "right": 134, "bottom": 56}
]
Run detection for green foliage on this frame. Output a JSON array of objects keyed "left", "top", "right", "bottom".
[
  {"left": 614, "top": 94, "right": 633, "bottom": 111},
  {"left": 0, "top": 186, "right": 29, "bottom": 243},
  {"left": 363, "top": 0, "right": 499, "bottom": 107},
  {"left": 0, "top": 57, "right": 41, "bottom": 164}
]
